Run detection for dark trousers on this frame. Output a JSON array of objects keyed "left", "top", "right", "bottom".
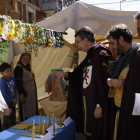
[{"left": 3, "top": 102, "right": 16, "bottom": 130}]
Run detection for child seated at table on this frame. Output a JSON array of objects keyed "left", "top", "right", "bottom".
[{"left": 0, "top": 63, "right": 17, "bottom": 130}]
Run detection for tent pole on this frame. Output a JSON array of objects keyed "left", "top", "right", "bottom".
[{"left": 120, "top": 1, "right": 121, "bottom": 11}]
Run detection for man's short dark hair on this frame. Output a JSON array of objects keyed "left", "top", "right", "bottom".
[
  {"left": 0, "top": 63, "right": 11, "bottom": 72},
  {"left": 75, "top": 26, "right": 95, "bottom": 42},
  {"left": 106, "top": 24, "right": 132, "bottom": 44},
  {"left": 134, "top": 12, "right": 140, "bottom": 21}
]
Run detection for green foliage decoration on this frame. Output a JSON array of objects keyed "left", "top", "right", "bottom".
[{"left": 0, "top": 40, "right": 10, "bottom": 65}]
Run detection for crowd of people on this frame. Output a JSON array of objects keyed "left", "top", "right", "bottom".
[{"left": 0, "top": 11, "right": 140, "bottom": 140}]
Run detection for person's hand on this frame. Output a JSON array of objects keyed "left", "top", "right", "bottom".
[
  {"left": 12, "top": 99, "right": 17, "bottom": 106},
  {"left": 94, "top": 107, "right": 102, "bottom": 118},
  {"left": 107, "top": 78, "right": 123, "bottom": 88},
  {"left": 20, "top": 94, "right": 25, "bottom": 104},
  {"left": 2, "top": 109, "right": 12, "bottom": 116},
  {"left": 52, "top": 71, "right": 68, "bottom": 78}
]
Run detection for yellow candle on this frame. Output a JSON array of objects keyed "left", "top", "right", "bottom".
[
  {"left": 59, "top": 114, "right": 62, "bottom": 127},
  {"left": 52, "top": 114, "right": 55, "bottom": 134},
  {"left": 32, "top": 119, "right": 35, "bottom": 140},
  {"left": 48, "top": 111, "right": 51, "bottom": 125},
  {"left": 42, "top": 120, "right": 45, "bottom": 135},
  {"left": 39, "top": 113, "right": 42, "bottom": 133}
]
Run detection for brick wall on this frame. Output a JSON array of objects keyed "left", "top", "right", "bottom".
[
  {"left": 36, "top": 10, "right": 46, "bottom": 22},
  {"left": 0, "top": 0, "right": 47, "bottom": 23},
  {"left": 17, "top": 1, "right": 26, "bottom": 22},
  {"left": 0, "top": 1, "right": 6, "bottom": 15},
  {"left": 35, "top": 0, "right": 39, "bottom": 7}
]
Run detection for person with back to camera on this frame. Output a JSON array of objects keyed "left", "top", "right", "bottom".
[
  {"left": 0, "top": 63, "right": 17, "bottom": 130},
  {"left": 14, "top": 52, "right": 38, "bottom": 122}
]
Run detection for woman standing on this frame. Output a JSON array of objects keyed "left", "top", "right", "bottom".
[{"left": 14, "top": 52, "right": 38, "bottom": 121}]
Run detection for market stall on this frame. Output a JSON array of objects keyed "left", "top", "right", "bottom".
[
  {"left": 0, "top": 1, "right": 140, "bottom": 127},
  {"left": 6, "top": 1, "right": 140, "bottom": 102}
]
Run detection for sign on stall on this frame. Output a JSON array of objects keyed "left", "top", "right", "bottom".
[{"left": 132, "top": 93, "right": 140, "bottom": 116}]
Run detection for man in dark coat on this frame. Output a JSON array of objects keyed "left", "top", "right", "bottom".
[
  {"left": 54, "top": 26, "right": 115, "bottom": 140},
  {"left": 107, "top": 23, "right": 140, "bottom": 140}
]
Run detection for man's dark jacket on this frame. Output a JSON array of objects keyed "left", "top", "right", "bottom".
[
  {"left": 66, "top": 44, "right": 115, "bottom": 140},
  {"left": 117, "top": 49, "right": 140, "bottom": 140}
]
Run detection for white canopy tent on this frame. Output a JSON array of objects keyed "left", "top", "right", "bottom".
[
  {"left": 7, "top": 1, "right": 139, "bottom": 100},
  {"left": 36, "top": 1, "right": 137, "bottom": 35}
]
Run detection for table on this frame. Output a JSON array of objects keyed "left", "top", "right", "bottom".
[{"left": 0, "top": 115, "right": 76, "bottom": 140}]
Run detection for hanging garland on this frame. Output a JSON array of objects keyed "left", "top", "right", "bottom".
[
  {"left": 44, "top": 30, "right": 64, "bottom": 48},
  {"left": 0, "top": 15, "right": 65, "bottom": 56}
]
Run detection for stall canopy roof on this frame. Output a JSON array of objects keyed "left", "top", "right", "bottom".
[
  {"left": 8, "top": 1, "right": 140, "bottom": 63},
  {"left": 7, "top": 2, "right": 140, "bottom": 101},
  {"left": 36, "top": 1, "right": 137, "bottom": 35},
  {"left": 36, "top": 1, "right": 139, "bottom": 49}
]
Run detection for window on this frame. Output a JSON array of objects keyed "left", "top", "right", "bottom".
[{"left": 28, "top": 13, "right": 32, "bottom": 23}]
